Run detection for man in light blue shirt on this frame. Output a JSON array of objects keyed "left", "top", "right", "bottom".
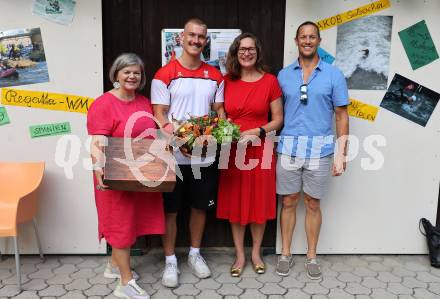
[{"left": 275, "top": 21, "right": 349, "bottom": 279}]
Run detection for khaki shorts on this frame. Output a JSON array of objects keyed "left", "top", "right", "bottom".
[{"left": 276, "top": 154, "right": 332, "bottom": 199}]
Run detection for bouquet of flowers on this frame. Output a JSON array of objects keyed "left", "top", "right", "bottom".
[{"left": 173, "top": 113, "right": 240, "bottom": 155}]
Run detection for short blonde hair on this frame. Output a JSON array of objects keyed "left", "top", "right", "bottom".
[
  {"left": 108, "top": 53, "right": 146, "bottom": 90},
  {"left": 184, "top": 18, "right": 207, "bottom": 30}
]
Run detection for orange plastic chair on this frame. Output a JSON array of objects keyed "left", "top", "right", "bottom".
[{"left": 0, "top": 161, "right": 45, "bottom": 290}]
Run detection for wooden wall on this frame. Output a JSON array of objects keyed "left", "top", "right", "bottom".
[{"left": 102, "top": 0, "right": 286, "bottom": 247}]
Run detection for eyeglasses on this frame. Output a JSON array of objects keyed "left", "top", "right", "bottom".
[
  {"left": 300, "top": 84, "right": 308, "bottom": 104},
  {"left": 238, "top": 47, "right": 257, "bottom": 55}
]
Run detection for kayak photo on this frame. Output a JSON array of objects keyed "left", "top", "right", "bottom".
[
  {"left": 380, "top": 73, "right": 440, "bottom": 127},
  {"left": 0, "top": 27, "right": 50, "bottom": 88}
]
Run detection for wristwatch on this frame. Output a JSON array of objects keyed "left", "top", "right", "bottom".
[{"left": 259, "top": 127, "right": 266, "bottom": 138}]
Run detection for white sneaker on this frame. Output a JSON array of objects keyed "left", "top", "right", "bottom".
[
  {"left": 104, "top": 261, "right": 140, "bottom": 280},
  {"left": 113, "top": 279, "right": 150, "bottom": 299},
  {"left": 161, "top": 262, "right": 180, "bottom": 288},
  {"left": 188, "top": 253, "right": 211, "bottom": 278}
]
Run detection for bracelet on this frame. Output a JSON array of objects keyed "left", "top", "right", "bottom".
[{"left": 161, "top": 122, "right": 171, "bottom": 128}]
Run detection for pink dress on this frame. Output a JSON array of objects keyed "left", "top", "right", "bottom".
[
  {"left": 87, "top": 92, "right": 165, "bottom": 248},
  {"left": 217, "top": 73, "right": 282, "bottom": 225}
]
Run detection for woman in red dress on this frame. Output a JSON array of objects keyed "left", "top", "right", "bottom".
[
  {"left": 87, "top": 53, "right": 164, "bottom": 299},
  {"left": 217, "top": 33, "right": 284, "bottom": 277}
]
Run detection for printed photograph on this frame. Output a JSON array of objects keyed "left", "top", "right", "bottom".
[
  {"left": 0, "top": 27, "right": 49, "bottom": 88},
  {"left": 161, "top": 29, "right": 241, "bottom": 74},
  {"left": 163, "top": 31, "right": 184, "bottom": 64},
  {"left": 334, "top": 15, "right": 393, "bottom": 90},
  {"left": 162, "top": 31, "right": 211, "bottom": 65},
  {"left": 380, "top": 73, "right": 439, "bottom": 127},
  {"left": 218, "top": 50, "right": 227, "bottom": 74},
  {"left": 32, "top": 0, "right": 76, "bottom": 25}
]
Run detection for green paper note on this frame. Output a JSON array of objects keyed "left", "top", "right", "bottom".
[
  {"left": 0, "top": 106, "right": 10, "bottom": 126},
  {"left": 398, "top": 20, "right": 439, "bottom": 70},
  {"left": 29, "top": 122, "right": 71, "bottom": 138}
]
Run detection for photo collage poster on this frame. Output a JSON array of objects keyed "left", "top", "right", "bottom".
[{"left": 161, "top": 29, "right": 241, "bottom": 74}]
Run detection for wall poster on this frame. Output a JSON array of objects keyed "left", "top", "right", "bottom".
[{"left": 161, "top": 29, "right": 241, "bottom": 74}]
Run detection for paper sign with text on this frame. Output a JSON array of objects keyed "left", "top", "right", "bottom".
[
  {"left": 316, "top": 0, "right": 391, "bottom": 31},
  {"left": 1, "top": 88, "right": 94, "bottom": 114},
  {"left": 348, "top": 99, "right": 379, "bottom": 122},
  {"left": 318, "top": 47, "right": 335, "bottom": 64},
  {"left": 398, "top": 20, "right": 439, "bottom": 70},
  {"left": 0, "top": 106, "right": 11, "bottom": 126},
  {"left": 29, "top": 122, "right": 71, "bottom": 138}
]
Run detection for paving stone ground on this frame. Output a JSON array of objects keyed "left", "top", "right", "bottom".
[{"left": 0, "top": 251, "right": 439, "bottom": 298}]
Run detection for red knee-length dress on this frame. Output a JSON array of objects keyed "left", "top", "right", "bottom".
[
  {"left": 217, "top": 73, "right": 282, "bottom": 225},
  {"left": 87, "top": 92, "right": 165, "bottom": 248}
]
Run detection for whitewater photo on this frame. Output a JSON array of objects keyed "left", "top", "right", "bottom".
[
  {"left": 334, "top": 15, "right": 393, "bottom": 90},
  {"left": 0, "top": 27, "right": 49, "bottom": 88},
  {"left": 32, "top": 0, "right": 76, "bottom": 25},
  {"left": 380, "top": 73, "right": 439, "bottom": 127}
]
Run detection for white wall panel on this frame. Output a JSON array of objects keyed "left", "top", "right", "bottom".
[
  {"left": 277, "top": 0, "right": 440, "bottom": 254},
  {"left": 0, "top": 0, "right": 105, "bottom": 254}
]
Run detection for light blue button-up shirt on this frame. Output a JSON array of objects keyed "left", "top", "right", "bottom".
[{"left": 277, "top": 59, "right": 349, "bottom": 158}]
